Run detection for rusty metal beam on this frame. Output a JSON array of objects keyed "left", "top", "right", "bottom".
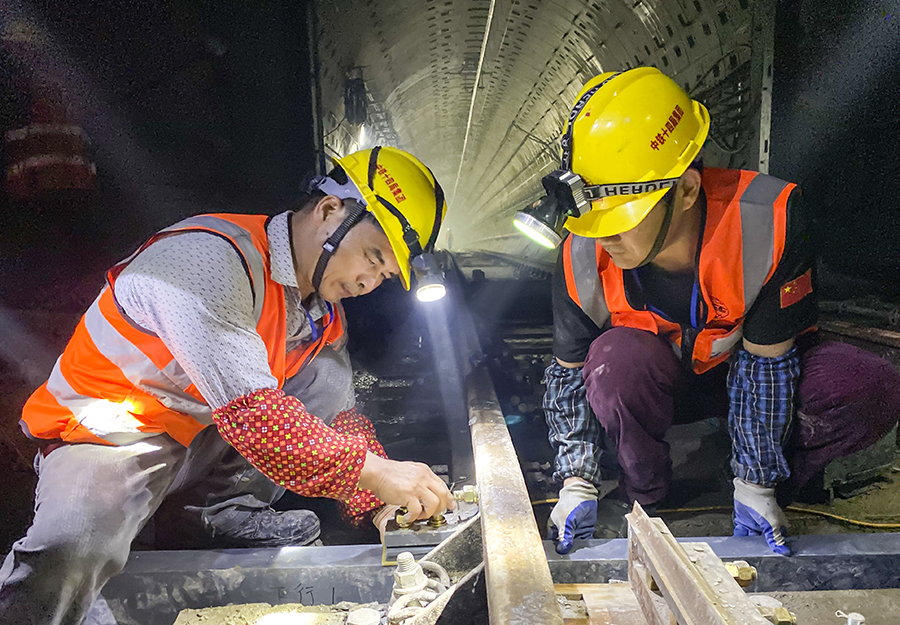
[
  {"left": 626, "top": 503, "right": 770, "bottom": 625},
  {"left": 468, "top": 363, "right": 564, "bottom": 625}
]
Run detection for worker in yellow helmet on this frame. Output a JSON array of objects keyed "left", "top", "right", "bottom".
[
  {"left": 1, "top": 146, "right": 454, "bottom": 624},
  {"left": 515, "top": 68, "right": 900, "bottom": 556}
]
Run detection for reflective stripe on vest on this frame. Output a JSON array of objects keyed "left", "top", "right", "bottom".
[
  {"left": 22, "top": 214, "right": 344, "bottom": 446},
  {"left": 739, "top": 173, "right": 789, "bottom": 312},
  {"left": 563, "top": 235, "right": 611, "bottom": 330},
  {"left": 158, "top": 215, "right": 268, "bottom": 324},
  {"left": 562, "top": 169, "right": 796, "bottom": 373}
]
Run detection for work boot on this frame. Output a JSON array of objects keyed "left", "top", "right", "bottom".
[{"left": 213, "top": 507, "right": 321, "bottom": 547}]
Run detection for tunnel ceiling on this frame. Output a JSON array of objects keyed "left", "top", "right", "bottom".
[{"left": 315, "top": 0, "right": 757, "bottom": 259}]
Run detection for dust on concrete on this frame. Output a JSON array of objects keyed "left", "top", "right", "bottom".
[
  {"left": 756, "top": 589, "right": 900, "bottom": 625},
  {"left": 556, "top": 593, "right": 588, "bottom": 621},
  {"left": 174, "top": 602, "right": 382, "bottom": 625}
]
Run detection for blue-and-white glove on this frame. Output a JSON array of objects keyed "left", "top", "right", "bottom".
[
  {"left": 548, "top": 479, "right": 598, "bottom": 555},
  {"left": 733, "top": 477, "right": 790, "bottom": 556}
]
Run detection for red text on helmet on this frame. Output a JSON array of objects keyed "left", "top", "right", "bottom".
[
  {"left": 650, "top": 105, "right": 685, "bottom": 151},
  {"left": 375, "top": 164, "right": 407, "bottom": 203}
]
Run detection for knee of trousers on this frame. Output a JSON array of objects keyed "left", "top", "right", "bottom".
[
  {"left": 283, "top": 346, "right": 354, "bottom": 424},
  {"left": 801, "top": 341, "right": 900, "bottom": 437},
  {"left": 12, "top": 516, "right": 133, "bottom": 587},
  {"left": 583, "top": 327, "right": 679, "bottom": 412}
]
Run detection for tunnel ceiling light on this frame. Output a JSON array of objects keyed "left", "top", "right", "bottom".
[{"left": 412, "top": 253, "right": 446, "bottom": 302}]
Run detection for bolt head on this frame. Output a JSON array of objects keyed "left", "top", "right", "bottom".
[
  {"left": 773, "top": 607, "right": 796, "bottom": 624},
  {"left": 725, "top": 560, "right": 757, "bottom": 587},
  {"left": 394, "top": 565, "right": 427, "bottom": 591},
  {"left": 453, "top": 485, "right": 478, "bottom": 503},
  {"left": 395, "top": 507, "right": 414, "bottom": 529}
]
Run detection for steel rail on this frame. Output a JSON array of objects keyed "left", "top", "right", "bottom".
[
  {"left": 467, "top": 364, "right": 564, "bottom": 625},
  {"left": 437, "top": 255, "right": 564, "bottom": 625},
  {"left": 428, "top": 254, "right": 563, "bottom": 625}
]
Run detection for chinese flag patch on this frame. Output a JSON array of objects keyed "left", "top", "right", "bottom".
[{"left": 780, "top": 269, "right": 813, "bottom": 308}]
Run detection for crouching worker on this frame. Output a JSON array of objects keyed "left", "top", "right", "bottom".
[
  {"left": 0, "top": 146, "right": 455, "bottom": 624},
  {"left": 513, "top": 68, "right": 900, "bottom": 555}
]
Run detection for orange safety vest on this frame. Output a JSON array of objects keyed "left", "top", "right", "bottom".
[
  {"left": 21, "top": 214, "right": 346, "bottom": 446},
  {"left": 563, "top": 168, "right": 800, "bottom": 374}
]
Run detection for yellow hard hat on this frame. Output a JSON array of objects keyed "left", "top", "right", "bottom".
[
  {"left": 335, "top": 146, "right": 447, "bottom": 290},
  {"left": 563, "top": 67, "right": 709, "bottom": 238}
]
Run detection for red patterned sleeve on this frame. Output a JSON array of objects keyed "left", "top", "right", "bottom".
[
  {"left": 211, "top": 388, "right": 368, "bottom": 500},
  {"left": 331, "top": 407, "right": 388, "bottom": 524}
]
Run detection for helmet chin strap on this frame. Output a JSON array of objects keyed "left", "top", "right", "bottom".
[
  {"left": 635, "top": 189, "right": 677, "bottom": 268},
  {"left": 311, "top": 202, "right": 368, "bottom": 293}
]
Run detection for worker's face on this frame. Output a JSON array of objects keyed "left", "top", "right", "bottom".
[
  {"left": 596, "top": 170, "right": 700, "bottom": 270},
  {"left": 596, "top": 194, "right": 675, "bottom": 270},
  {"left": 318, "top": 206, "right": 401, "bottom": 303}
]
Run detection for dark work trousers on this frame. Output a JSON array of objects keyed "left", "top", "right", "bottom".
[
  {"left": 582, "top": 327, "right": 900, "bottom": 506},
  {"left": 159, "top": 345, "right": 355, "bottom": 538}
]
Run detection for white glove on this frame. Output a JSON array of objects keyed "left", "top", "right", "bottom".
[
  {"left": 548, "top": 478, "right": 598, "bottom": 555},
  {"left": 733, "top": 477, "right": 790, "bottom": 555}
]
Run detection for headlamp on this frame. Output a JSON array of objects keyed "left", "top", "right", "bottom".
[
  {"left": 512, "top": 169, "right": 590, "bottom": 249},
  {"left": 512, "top": 169, "right": 683, "bottom": 249},
  {"left": 412, "top": 253, "right": 446, "bottom": 302}
]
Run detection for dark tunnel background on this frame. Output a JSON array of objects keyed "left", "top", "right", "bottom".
[
  {"left": 770, "top": 0, "right": 900, "bottom": 298},
  {"left": 0, "top": 0, "right": 898, "bottom": 313},
  {"left": 0, "top": 0, "right": 318, "bottom": 312}
]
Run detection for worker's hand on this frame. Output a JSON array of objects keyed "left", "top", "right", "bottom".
[
  {"left": 548, "top": 477, "right": 598, "bottom": 555},
  {"left": 373, "top": 504, "right": 401, "bottom": 543},
  {"left": 733, "top": 477, "right": 790, "bottom": 556},
  {"left": 358, "top": 452, "right": 455, "bottom": 521}
]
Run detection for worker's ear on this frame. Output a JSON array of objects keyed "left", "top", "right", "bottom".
[
  {"left": 678, "top": 168, "right": 702, "bottom": 212},
  {"left": 314, "top": 194, "right": 347, "bottom": 227}
]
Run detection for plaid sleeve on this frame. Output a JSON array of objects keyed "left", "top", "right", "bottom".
[
  {"left": 212, "top": 388, "right": 368, "bottom": 500},
  {"left": 727, "top": 347, "right": 801, "bottom": 487},
  {"left": 330, "top": 408, "right": 387, "bottom": 525},
  {"left": 543, "top": 360, "right": 605, "bottom": 486}
]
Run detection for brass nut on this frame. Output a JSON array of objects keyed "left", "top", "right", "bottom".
[
  {"left": 395, "top": 507, "right": 414, "bottom": 529},
  {"left": 725, "top": 560, "right": 758, "bottom": 587},
  {"left": 453, "top": 485, "right": 478, "bottom": 503},
  {"left": 428, "top": 513, "right": 447, "bottom": 527},
  {"left": 757, "top": 606, "right": 797, "bottom": 625},
  {"left": 773, "top": 607, "right": 796, "bottom": 625}
]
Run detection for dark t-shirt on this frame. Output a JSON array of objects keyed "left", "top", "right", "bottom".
[{"left": 552, "top": 188, "right": 817, "bottom": 363}]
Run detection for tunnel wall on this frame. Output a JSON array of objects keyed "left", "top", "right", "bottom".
[{"left": 314, "top": 0, "right": 757, "bottom": 258}]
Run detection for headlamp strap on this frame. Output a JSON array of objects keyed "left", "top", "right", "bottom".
[
  {"left": 367, "top": 145, "right": 434, "bottom": 261},
  {"left": 560, "top": 72, "right": 621, "bottom": 170},
  {"left": 583, "top": 176, "right": 681, "bottom": 200},
  {"left": 425, "top": 174, "right": 444, "bottom": 253},
  {"left": 636, "top": 189, "right": 677, "bottom": 268},
  {"left": 378, "top": 196, "right": 424, "bottom": 259},
  {"left": 311, "top": 201, "right": 368, "bottom": 292}
]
